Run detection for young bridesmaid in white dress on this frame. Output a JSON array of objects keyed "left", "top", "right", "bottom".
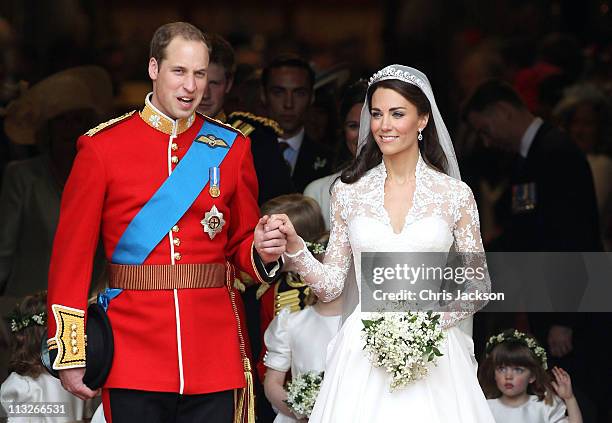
[
  {"left": 263, "top": 296, "right": 342, "bottom": 422},
  {"left": 1, "top": 292, "right": 96, "bottom": 422},
  {"left": 480, "top": 329, "right": 583, "bottom": 423}
]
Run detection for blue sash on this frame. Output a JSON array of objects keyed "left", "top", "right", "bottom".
[{"left": 111, "top": 119, "right": 238, "bottom": 265}]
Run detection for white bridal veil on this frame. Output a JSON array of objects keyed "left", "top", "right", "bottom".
[{"left": 341, "top": 64, "right": 465, "bottom": 324}]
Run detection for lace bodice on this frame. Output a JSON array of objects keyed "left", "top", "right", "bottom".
[{"left": 285, "top": 155, "right": 490, "bottom": 328}]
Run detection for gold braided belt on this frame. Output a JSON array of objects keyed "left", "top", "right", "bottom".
[{"left": 108, "top": 263, "right": 226, "bottom": 290}]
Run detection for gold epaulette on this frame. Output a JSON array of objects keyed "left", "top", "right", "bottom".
[
  {"left": 49, "top": 304, "right": 86, "bottom": 369},
  {"left": 228, "top": 111, "right": 283, "bottom": 137},
  {"left": 229, "top": 120, "right": 256, "bottom": 137},
  {"left": 272, "top": 272, "right": 310, "bottom": 316},
  {"left": 85, "top": 110, "right": 135, "bottom": 137},
  {"left": 196, "top": 111, "right": 245, "bottom": 137}
]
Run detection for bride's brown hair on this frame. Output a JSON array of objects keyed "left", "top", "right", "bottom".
[{"left": 340, "top": 79, "right": 448, "bottom": 184}]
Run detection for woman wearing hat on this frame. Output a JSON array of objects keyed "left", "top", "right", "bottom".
[{"left": 0, "top": 66, "right": 111, "bottom": 299}]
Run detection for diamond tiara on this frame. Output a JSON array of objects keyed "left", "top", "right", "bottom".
[{"left": 368, "top": 66, "right": 426, "bottom": 90}]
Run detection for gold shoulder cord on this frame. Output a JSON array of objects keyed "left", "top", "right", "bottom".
[
  {"left": 226, "top": 262, "right": 255, "bottom": 423},
  {"left": 85, "top": 111, "right": 135, "bottom": 137}
]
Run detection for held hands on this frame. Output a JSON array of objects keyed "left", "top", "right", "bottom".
[
  {"left": 268, "top": 214, "right": 302, "bottom": 254},
  {"left": 254, "top": 214, "right": 302, "bottom": 263},
  {"left": 59, "top": 368, "right": 99, "bottom": 400},
  {"left": 254, "top": 215, "right": 288, "bottom": 263}
]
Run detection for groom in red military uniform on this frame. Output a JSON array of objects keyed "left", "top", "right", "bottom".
[{"left": 46, "top": 22, "right": 285, "bottom": 422}]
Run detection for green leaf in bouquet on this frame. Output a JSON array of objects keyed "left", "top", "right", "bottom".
[{"left": 362, "top": 319, "right": 377, "bottom": 329}]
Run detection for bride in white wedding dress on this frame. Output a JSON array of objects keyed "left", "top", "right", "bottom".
[{"left": 264, "top": 65, "right": 495, "bottom": 422}]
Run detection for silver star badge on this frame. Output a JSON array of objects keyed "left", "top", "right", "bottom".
[{"left": 201, "top": 205, "right": 226, "bottom": 239}]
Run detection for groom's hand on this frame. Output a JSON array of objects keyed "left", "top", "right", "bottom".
[
  {"left": 269, "top": 214, "right": 303, "bottom": 254},
  {"left": 254, "top": 215, "right": 287, "bottom": 263},
  {"left": 59, "top": 368, "right": 99, "bottom": 400}
]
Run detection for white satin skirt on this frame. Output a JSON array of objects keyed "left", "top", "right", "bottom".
[{"left": 309, "top": 312, "right": 495, "bottom": 423}]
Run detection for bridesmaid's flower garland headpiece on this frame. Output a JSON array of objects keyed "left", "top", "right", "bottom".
[
  {"left": 486, "top": 329, "right": 548, "bottom": 369},
  {"left": 7, "top": 309, "right": 46, "bottom": 333},
  {"left": 368, "top": 66, "right": 426, "bottom": 90}
]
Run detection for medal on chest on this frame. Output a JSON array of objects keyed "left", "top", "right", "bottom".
[
  {"left": 512, "top": 182, "right": 537, "bottom": 214},
  {"left": 209, "top": 166, "right": 220, "bottom": 198},
  {"left": 201, "top": 205, "right": 226, "bottom": 239}
]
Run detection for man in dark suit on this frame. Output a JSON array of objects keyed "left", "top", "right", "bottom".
[
  {"left": 464, "top": 80, "right": 601, "bottom": 253},
  {"left": 197, "top": 33, "right": 295, "bottom": 204},
  {"left": 463, "top": 79, "right": 606, "bottom": 422},
  {"left": 261, "top": 55, "right": 332, "bottom": 192}
]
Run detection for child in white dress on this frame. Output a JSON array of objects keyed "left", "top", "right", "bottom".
[
  {"left": 0, "top": 291, "right": 96, "bottom": 422},
  {"left": 264, "top": 299, "right": 342, "bottom": 422},
  {"left": 263, "top": 227, "right": 342, "bottom": 422},
  {"left": 479, "top": 329, "right": 582, "bottom": 423}
]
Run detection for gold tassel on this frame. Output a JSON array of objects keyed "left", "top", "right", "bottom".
[
  {"left": 243, "top": 358, "right": 256, "bottom": 423},
  {"left": 227, "top": 262, "right": 256, "bottom": 423},
  {"left": 233, "top": 360, "right": 256, "bottom": 423},
  {"left": 234, "top": 387, "right": 244, "bottom": 423}
]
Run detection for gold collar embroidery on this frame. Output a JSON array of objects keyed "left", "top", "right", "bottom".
[{"left": 140, "top": 93, "right": 195, "bottom": 135}]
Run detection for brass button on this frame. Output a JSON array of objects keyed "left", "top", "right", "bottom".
[
  {"left": 71, "top": 324, "right": 77, "bottom": 331},
  {"left": 171, "top": 143, "right": 178, "bottom": 151},
  {"left": 172, "top": 225, "right": 179, "bottom": 233},
  {"left": 275, "top": 303, "right": 281, "bottom": 308},
  {"left": 171, "top": 156, "right": 179, "bottom": 164},
  {"left": 174, "top": 252, "right": 182, "bottom": 261},
  {"left": 173, "top": 237, "right": 181, "bottom": 246},
  {"left": 72, "top": 346, "right": 79, "bottom": 355},
  {"left": 71, "top": 339, "right": 78, "bottom": 347},
  {"left": 276, "top": 295, "right": 281, "bottom": 300}
]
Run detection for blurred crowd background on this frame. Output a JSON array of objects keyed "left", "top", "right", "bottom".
[
  {"left": 1, "top": 1, "right": 611, "bottom": 237},
  {"left": 1, "top": 1, "right": 612, "bottom": 422}
]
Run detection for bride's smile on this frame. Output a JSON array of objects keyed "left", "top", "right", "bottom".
[{"left": 370, "top": 87, "right": 427, "bottom": 156}]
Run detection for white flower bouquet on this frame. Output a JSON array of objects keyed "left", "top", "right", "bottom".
[
  {"left": 362, "top": 311, "right": 445, "bottom": 391},
  {"left": 285, "top": 371, "right": 324, "bottom": 418}
]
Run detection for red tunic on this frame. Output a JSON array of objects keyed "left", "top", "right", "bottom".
[{"left": 47, "top": 99, "right": 267, "bottom": 395}]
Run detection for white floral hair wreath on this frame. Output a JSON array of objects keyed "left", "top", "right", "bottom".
[
  {"left": 7, "top": 310, "right": 46, "bottom": 333},
  {"left": 486, "top": 329, "right": 548, "bottom": 370}
]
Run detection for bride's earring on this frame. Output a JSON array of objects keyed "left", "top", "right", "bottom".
[{"left": 418, "top": 128, "right": 423, "bottom": 141}]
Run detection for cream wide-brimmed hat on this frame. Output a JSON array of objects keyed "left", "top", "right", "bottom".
[{"left": 3, "top": 65, "right": 113, "bottom": 145}]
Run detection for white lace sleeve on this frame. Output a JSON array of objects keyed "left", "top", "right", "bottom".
[
  {"left": 439, "top": 182, "right": 491, "bottom": 329},
  {"left": 284, "top": 183, "right": 352, "bottom": 302}
]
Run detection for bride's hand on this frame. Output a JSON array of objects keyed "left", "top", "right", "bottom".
[
  {"left": 269, "top": 214, "right": 303, "bottom": 254},
  {"left": 254, "top": 215, "right": 287, "bottom": 263}
]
